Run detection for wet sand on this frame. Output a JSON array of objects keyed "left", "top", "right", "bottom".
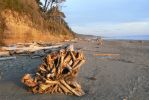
[{"left": 0, "top": 39, "right": 149, "bottom": 100}]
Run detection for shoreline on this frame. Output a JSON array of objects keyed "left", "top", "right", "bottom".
[{"left": 76, "top": 34, "right": 149, "bottom": 41}]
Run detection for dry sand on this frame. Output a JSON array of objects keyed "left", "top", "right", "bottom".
[{"left": 0, "top": 39, "right": 149, "bottom": 100}]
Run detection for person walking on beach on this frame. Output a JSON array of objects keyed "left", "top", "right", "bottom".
[{"left": 97, "top": 36, "right": 103, "bottom": 45}]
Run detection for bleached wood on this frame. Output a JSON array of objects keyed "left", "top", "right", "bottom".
[
  {"left": 1, "top": 44, "right": 63, "bottom": 53},
  {"left": 60, "top": 80, "right": 83, "bottom": 96},
  {"left": 0, "top": 56, "right": 16, "bottom": 61}
]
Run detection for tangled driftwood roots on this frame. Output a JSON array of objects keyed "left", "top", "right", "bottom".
[{"left": 21, "top": 45, "right": 85, "bottom": 96}]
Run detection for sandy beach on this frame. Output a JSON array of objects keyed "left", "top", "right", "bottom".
[{"left": 0, "top": 39, "right": 149, "bottom": 100}]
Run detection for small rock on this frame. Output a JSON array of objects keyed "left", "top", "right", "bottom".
[
  {"left": 88, "top": 77, "right": 96, "bottom": 80},
  {"left": 123, "top": 96, "right": 128, "bottom": 100},
  {"left": 0, "top": 71, "right": 3, "bottom": 80}
]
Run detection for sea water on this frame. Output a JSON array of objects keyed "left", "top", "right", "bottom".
[{"left": 104, "top": 35, "right": 149, "bottom": 40}]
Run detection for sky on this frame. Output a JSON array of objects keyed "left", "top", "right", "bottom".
[{"left": 41, "top": 0, "right": 149, "bottom": 37}]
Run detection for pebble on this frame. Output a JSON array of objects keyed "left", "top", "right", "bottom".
[{"left": 89, "top": 77, "right": 96, "bottom": 80}]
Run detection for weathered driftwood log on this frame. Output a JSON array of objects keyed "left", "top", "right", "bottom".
[
  {"left": 21, "top": 45, "right": 85, "bottom": 96},
  {"left": 0, "top": 56, "right": 16, "bottom": 61},
  {"left": 1, "top": 44, "right": 63, "bottom": 54}
]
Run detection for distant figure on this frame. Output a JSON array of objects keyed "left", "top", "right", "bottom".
[{"left": 97, "top": 36, "right": 103, "bottom": 45}]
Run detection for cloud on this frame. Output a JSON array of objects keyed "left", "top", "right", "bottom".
[{"left": 71, "top": 20, "right": 149, "bottom": 36}]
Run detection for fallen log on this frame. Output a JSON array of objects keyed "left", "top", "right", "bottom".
[
  {"left": 1, "top": 44, "right": 63, "bottom": 53},
  {"left": 0, "top": 56, "right": 16, "bottom": 61},
  {"left": 21, "top": 44, "right": 85, "bottom": 96}
]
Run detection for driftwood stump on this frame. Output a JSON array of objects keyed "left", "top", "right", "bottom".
[{"left": 21, "top": 45, "right": 85, "bottom": 96}]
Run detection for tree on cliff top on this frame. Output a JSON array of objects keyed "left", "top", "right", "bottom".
[{"left": 43, "top": 0, "right": 66, "bottom": 12}]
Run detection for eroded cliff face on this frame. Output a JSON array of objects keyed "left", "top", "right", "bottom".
[
  {"left": 1, "top": 10, "right": 43, "bottom": 44},
  {"left": 0, "top": 10, "right": 73, "bottom": 45},
  {"left": 0, "top": 0, "right": 74, "bottom": 45}
]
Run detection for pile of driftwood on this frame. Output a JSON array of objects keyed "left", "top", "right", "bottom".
[
  {"left": 21, "top": 45, "right": 85, "bottom": 96},
  {"left": 0, "top": 42, "right": 64, "bottom": 60}
]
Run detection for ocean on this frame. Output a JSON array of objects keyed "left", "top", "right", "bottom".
[{"left": 104, "top": 35, "right": 149, "bottom": 40}]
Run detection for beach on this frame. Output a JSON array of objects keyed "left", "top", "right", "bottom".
[{"left": 0, "top": 39, "right": 149, "bottom": 100}]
